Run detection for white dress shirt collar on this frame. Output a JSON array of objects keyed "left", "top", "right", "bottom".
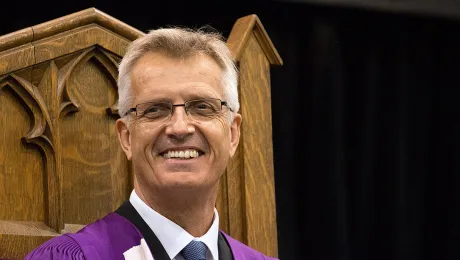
[{"left": 129, "top": 190, "right": 220, "bottom": 260}]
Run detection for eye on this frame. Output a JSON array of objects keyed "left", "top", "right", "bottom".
[
  {"left": 191, "top": 99, "right": 220, "bottom": 111},
  {"left": 196, "top": 102, "right": 213, "bottom": 110},
  {"left": 187, "top": 100, "right": 222, "bottom": 119},
  {"left": 141, "top": 103, "right": 171, "bottom": 119},
  {"left": 145, "top": 106, "right": 159, "bottom": 113}
]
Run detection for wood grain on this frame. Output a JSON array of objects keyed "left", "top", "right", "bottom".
[
  {"left": 227, "top": 14, "right": 283, "bottom": 65},
  {"left": 0, "top": 28, "right": 33, "bottom": 53},
  {"left": 59, "top": 49, "right": 127, "bottom": 225},
  {"left": 0, "top": 9, "right": 141, "bottom": 259},
  {"left": 0, "top": 220, "right": 58, "bottom": 236},
  {"left": 0, "top": 7, "right": 143, "bottom": 52},
  {"left": 0, "top": 7, "right": 145, "bottom": 76},
  {"left": 0, "top": 44, "right": 35, "bottom": 76},
  {"left": 226, "top": 15, "right": 282, "bottom": 257},
  {"left": 239, "top": 34, "right": 278, "bottom": 257},
  {"left": 36, "top": 61, "right": 62, "bottom": 232},
  {"left": 31, "top": 7, "right": 144, "bottom": 43},
  {"left": 0, "top": 81, "right": 46, "bottom": 223},
  {"left": 226, "top": 145, "right": 245, "bottom": 243},
  {"left": 34, "top": 25, "right": 131, "bottom": 64},
  {"left": 0, "top": 234, "right": 57, "bottom": 260},
  {"left": 216, "top": 174, "right": 229, "bottom": 234}
]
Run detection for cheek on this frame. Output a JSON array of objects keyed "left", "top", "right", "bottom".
[
  {"left": 131, "top": 123, "right": 159, "bottom": 151},
  {"left": 200, "top": 118, "right": 232, "bottom": 153}
]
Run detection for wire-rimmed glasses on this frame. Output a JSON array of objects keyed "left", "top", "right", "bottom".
[{"left": 124, "top": 98, "right": 233, "bottom": 122}]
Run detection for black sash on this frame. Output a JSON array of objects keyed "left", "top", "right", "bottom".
[{"left": 115, "top": 201, "right": 234, "bottom": 260}]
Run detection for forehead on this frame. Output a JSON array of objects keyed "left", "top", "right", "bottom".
[{"left": 130, "top": 52, "right": 224, "bottom": 102}]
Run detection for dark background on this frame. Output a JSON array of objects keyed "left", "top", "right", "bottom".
[{"left": 3, "top": 0, "right": 460, "bottom": 259}]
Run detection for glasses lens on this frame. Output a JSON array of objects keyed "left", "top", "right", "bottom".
[
  {"left": 186, "top": 99, "right": 222, "bottom": 119},
  {"left": 138, "top": 102, "right": 171, "bottom": 120}
]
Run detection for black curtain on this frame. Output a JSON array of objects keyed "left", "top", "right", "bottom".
[
  {"left": 266, "top": 3, "right": 460, "bottom": 259},
  {"left": 3, "top": 1, "right": 460, "bottom": 259}
]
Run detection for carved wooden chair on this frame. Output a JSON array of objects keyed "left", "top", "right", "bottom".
[{"left": 0, "top": 8, "right": 282, "bottom": 259}]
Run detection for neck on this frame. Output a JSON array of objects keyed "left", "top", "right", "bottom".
[{"left": 135, "top": 182, "right": 218, "bottom": 237}]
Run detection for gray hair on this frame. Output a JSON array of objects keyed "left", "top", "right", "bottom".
[{"left": 117, "top": 27, "right": 239, "bottom": 119}]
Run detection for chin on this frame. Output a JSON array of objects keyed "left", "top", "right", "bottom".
[
  {"left": 156, "top": 171, "right": 212, "bottom": 187},
  {"left": 156, "top": 180, "right": 211, "bottom": 193}
]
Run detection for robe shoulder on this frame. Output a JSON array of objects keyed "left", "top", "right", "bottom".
[
  {"left": 24, "top": 235, "right": 86, "bottom": 260},
  {"left": 25, "top": 213, "right": 143, "bottom": 260},
  {"left": 222, "top": 232, "right": 279, "bottom": 260}
]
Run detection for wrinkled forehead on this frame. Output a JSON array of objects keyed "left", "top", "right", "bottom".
[{"left": 130, "top": 52, "right": 225, "bottom": 102}]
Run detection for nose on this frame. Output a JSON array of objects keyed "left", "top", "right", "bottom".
[{"left": 164, "top": 106, "right": 195, "bottom": 140}]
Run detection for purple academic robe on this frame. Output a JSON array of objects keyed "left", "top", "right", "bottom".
[{"left": 25, "top": 212, "right": 277, "bottom": 260}]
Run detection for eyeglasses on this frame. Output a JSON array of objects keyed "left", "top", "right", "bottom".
[{"left": 125, "top": 98, "right": 233, "bottom": 122}]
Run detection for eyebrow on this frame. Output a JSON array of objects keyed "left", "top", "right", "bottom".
[
  {"left": 143, "top": 97, "right": 171, "bottom": 103},
  {"left": 141, "top": 95, "right": 220, "bottom": 104},
  {"left": 185, "top": 94, "right": 219, "bottom": 100}
]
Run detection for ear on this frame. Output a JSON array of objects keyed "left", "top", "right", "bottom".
[
  {"left": 116, "top": 118, "right": 132, "bottom": 160},
  {"left": 229, "top": 113, "right": 242, "bottom": 158}
]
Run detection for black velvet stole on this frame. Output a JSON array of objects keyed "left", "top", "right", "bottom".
[{"left": 115, "top": 201, "right": 234, "bottom": 260}]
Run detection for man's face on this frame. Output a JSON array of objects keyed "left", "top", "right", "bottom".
[{"left": 116, "top": 52, "right": 241, "bottom": 193}]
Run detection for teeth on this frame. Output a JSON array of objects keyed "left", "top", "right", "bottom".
[{"left": 164, "top": 149, "right": 200, "bottom": 159}]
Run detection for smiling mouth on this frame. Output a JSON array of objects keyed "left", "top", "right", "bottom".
[{"left": 161, "top": 149, "right": 204, "bottom": 159}]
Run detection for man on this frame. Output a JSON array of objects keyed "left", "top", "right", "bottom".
[{"left": 25, "top": 27, "right": 277, "bottom": 260}]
